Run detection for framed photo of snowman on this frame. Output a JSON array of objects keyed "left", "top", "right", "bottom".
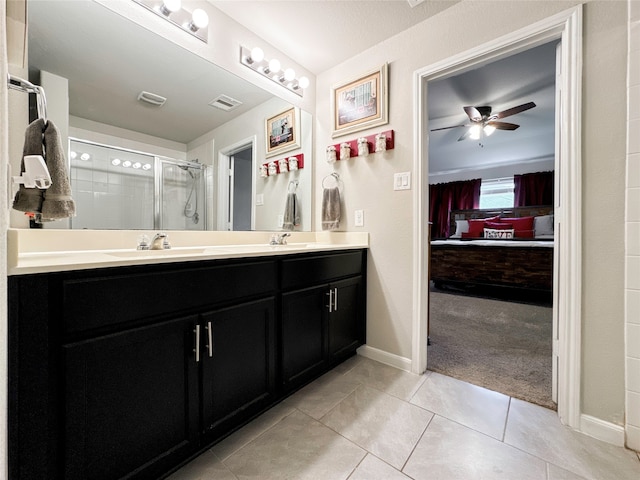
[
  {"left": 331, "top": 63, "right": 388, "bottom": 138},
  {"left": 265, "top": 106, "right": 300, "bottom": 158}
]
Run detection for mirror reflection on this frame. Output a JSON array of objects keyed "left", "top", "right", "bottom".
[{"left": 22, "top": 0, "right": 312, "bottom": 231}]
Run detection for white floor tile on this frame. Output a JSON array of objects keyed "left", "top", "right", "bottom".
[
  {"left": 403, "top": 415, "right": 547, "bottom": 480},
  {"left": 547, "top": 463, "right": 589, "bottom": 480},
  {"left": 504, "top": 399, "right": 640, "bottom": 480},
  {"left": 410, "top": 371, "right": 510, "bottom": 439},
  {"left": 321, "top": 385, "right": 433, "bottom": 469},
  {"left": 167, "top": 450, "right": 237, "bottom": 480},
  {"left": 348, "top": 454, "right": 411, "bottom": 480},
  {"left": 285, "top": 370, "right": 361, "bottom": 419}
]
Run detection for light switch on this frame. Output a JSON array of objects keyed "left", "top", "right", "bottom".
[
  {"left": 394, "top": 172, "right": 411, "bottom": 191},
  {"left": 354, "top": 209, "right": 364, "bottom": 227},
  {"left": 277, "top": 214, "right": 284, "bottom": 227}
]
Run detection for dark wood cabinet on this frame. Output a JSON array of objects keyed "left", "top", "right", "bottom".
[
  {"left": 63, "top": 315, "right": 199, "bottom": 480},
  {"left": 8, "top": 249, "right": 366, "bottom": 480}
]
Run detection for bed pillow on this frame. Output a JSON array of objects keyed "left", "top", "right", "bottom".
[
  {"left": 484, "top": 228, "right": 515, "bottom": 239},
  {"left": 465, "top": 216, "right": 500, "bottom": 238},
  {"left": 534, "top": 214, "right": 554, "bottom": 237},
  {"left": 499, "top": 216, "right": 534, "bottom": 238},
  {"left": 449, "top": 220, "right": 469, "bottom": 238},
  {"left": 485, "top": 221, "right": 513, "bottom": 230}
]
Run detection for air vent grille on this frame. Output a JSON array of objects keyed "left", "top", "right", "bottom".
[
  {"left": 209, "top": 94, "right": 242, "bottom": 111},
  {"left": 137, "top": 91, "right": 167, "bottom": 107}
]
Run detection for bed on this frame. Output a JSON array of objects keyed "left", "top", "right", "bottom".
[{"left": 429, "top": 206, "right": 554, "bottom": 293}]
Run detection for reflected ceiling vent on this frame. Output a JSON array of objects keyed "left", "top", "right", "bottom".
[
  {"left": 137, "top": 91, "right": 167, "bottom": 107},
  {"left": 209, "top": 94, "right": 242, "bottom": 112},
  {"left": 407, "top": 0, "right": 426, "bottom": 6}
]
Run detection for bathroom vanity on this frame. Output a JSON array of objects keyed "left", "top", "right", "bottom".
[{"left": 7, "top": 232, "right": 367, "bottom": 479}]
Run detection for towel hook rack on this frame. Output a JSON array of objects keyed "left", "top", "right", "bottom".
[{"left": 7, "top": 73, "right": 48, "bottom": 124}]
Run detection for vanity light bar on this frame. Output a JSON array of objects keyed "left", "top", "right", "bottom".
[
  {"left": 240, "top": 46, "right": 309, "bottom": 98},
  {"left": 132, "top": 0, "right": 209, "bottom": 43}
]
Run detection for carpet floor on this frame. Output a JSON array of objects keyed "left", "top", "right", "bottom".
[{"left": 427, "top": 287, "right": 556, "bottom": 410}]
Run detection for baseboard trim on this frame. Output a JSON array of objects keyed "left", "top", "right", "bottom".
[
  {"left": 580, "top": 414, "right": 625, "bottom": 447},
  {"left": 357, "top": 345, "right": 412, "bottom": 372}
]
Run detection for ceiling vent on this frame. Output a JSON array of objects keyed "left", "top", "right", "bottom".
[
  {"left": 209, "top": 94, "right": 242, "bottom": 112},
  {"left": 137, "top": 91, "right": 167, "bottom": 107}
]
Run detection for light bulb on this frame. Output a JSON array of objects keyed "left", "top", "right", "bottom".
[
  {"left": 70, "top": 151, "right": 77, "bottom": 160},
  {"left": 298, "top": 76, "right": 310, "bottom": 89},
  {"left": 189, "top": 9, "right": 209, "bottom": 30},
  {"left": 142, "top": 163, "right": 152, "bottom": 171},
  {"left": 483, "top": 124, "right": 496, "bottom": 136},
  {"left": 249, "top": 47, "right": 264, "bottom": 64},
  {"left": 268, "top": 59, "right": 281, "bottom": 74},
  {"left": 132, "top": 162, "right": 142, "bottom": 169},
  {"left": 122, "top": 160, "right": 132, "bottom": 168},
  {"left": 284, "top": 68, "right": 296, "bottom": 82},
  {"left": 160, "top": 0, "right": 181, "bottom": 15},
  {"left": 111, "top": 158, "right": 121, "bottom": 166},
  {"left": 80, "top": 153, "right": 91, "bottom": 161},
  {"left": 469, "top": 125, "right": 481, "bottom": 140}
]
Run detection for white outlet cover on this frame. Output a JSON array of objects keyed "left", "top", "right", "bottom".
[{"left": 355, "top": 209, "right": 364, "bottom": 227}]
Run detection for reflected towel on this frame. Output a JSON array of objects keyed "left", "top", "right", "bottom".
[
  {"left": 321, "top": 187, "right": 341, "bottom": 231},
  {"left": 12, "top": 118, "right": 47, "bottom": 213},
  {"left": 40, "top": 120, "right": 75, "bottom": 221},
  {"left": 283, "top": 192, "right": 300, "bottom": 231}
]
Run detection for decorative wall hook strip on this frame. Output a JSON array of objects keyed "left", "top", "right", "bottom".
[
  {"left": 327, "top": 130, "right": 394, "bottom": 162},
  {"left": 260, "top": 153, "right": 304, "bottom": 177}
]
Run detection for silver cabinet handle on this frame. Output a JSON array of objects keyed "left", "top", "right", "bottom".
[
  {"left": 326, "top": 289, "right": 333, "bottom": 313},
  {"left": 334, "top": 287, "right": 338, "bottom": 311},
  {"left": 194, "top": 324, "right": 201, "bottom": 363},
  {"left": 206, "top": 321, "right": 213, "bottom": 357}
]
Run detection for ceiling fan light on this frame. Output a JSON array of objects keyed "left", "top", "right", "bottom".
[
  {"left": 483, "top": 125, "right": 496, "bottom": 136},
  {"left": 469, "top": 125, "right": 481, "bottom": 140}
]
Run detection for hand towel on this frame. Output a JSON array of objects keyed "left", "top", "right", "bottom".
[
  {"left": 283, "top": 192, "right": 301, "bottom": 231},
  {"left": 321, "top": 187, "right": 341, "bottom": 231},
  {"left": 40, "top": 120, "right": 75, "bottom": 221},
  {"left": 12, "top": 118, "right": 47, "bottom": 213}
]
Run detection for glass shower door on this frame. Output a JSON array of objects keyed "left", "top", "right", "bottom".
[{"left": 158, "top": 159, "right": 206, "bottom": 231}]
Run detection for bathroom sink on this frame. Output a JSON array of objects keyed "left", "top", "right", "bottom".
[{"left": 107, "top": 247, "right": 209, "bottom": 258}]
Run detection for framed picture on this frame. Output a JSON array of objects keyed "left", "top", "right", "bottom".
[
  {"left": 265, "top": 106, "right": 300, "bottom": 158},
  {"left": 332, "top": 63, "right": 388, "bottom": 138}
]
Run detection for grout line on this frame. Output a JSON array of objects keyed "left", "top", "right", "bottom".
[
  {"left": 502, "top": 396, "right": 513, "bottom": 442},
  {"left": 400, "top": 411, "right": 436, "bottom": 473}
]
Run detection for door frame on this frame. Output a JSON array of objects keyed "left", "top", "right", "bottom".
[
  {"left": 217, "top": 136, "right": 257, "bottom": 231},
  {"left": 412, "top": 6, "right": 583, "bottom": 429}
]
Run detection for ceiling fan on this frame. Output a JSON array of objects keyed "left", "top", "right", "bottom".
[{"left": 431, "top": 101, "right": 536, "bottom": 141}]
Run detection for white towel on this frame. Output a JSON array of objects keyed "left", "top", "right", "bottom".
[
  {"left": 283, "top": 192, "right": 300, "bottom": 231},
  {"left": 321, "top": 187, "right": 341, "bottom": 231}
]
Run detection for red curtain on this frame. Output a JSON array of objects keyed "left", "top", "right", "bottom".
[
  {"left": 514, "top": 171, "right": 554, "bottom": 207},
  {"left": 429, "top": 179, "right": 481, "bottom": 238}
]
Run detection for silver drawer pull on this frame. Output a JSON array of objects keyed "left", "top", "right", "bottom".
[
  {"left": 206, "top": 321, "right": 213, "bottom": 357},
  {"left": 326, "top": 289, "right": 333, "bottom": 313},
  {"left": 334, "top": 287, "right": 338, "bottom": 311},
  {"left": 194, "top": 324, "right": 201, "bottom": 363}
]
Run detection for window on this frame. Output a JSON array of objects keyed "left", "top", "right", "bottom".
[{"left": 479, "top": 177, "right": 514, "bottom": 209}]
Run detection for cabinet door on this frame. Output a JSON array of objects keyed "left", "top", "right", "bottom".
[
  {"left": 281, "top": 284, "right": 329, "bottom": 391},
  {"left": 329, "top": 276, "right": 364, "bottom": 363},
  {"left": 201, "top": 297, "right": 276, "bottom": 440},
  {"left": 63, "top": 315, "right": 199, "bottom": 480}
]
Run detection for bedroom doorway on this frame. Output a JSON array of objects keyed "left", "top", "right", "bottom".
[
  {"left": 425, "top": 41, "right": 558, "bottom": 410},
  {"left": 413, "top": 6, "right": 583, "bottom": 430}
]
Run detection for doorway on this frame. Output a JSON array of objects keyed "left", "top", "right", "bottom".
[
  {"left": 218, "top": 137, "right": 256, "bottom": 231},
  {"left": 425, "top": 41, "right": 558, "bottom": 409},
  {"left": 412, "top": 6, "right": 583, "bottom": 429}
]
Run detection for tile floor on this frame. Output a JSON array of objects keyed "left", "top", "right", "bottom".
[{"left": 169, "top": 356, "right": 640, "bottom": 480}]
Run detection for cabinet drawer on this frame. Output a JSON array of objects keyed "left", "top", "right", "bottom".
[
  {"left": 280, "top": 250, "right": 364, "bottom": 290},
  {"left": 62, "top": 260, "right": 276, "bottom": 334}
]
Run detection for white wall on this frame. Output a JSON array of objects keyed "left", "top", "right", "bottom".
[
  {"left": 625, "top": 0, "right": 640, "bottom": 451},
  {"left": 430, "top": 157, "right": 554, "bottom": 185},
  {"left": 315, "top": 0, "right": 628, "bottom": 427}
]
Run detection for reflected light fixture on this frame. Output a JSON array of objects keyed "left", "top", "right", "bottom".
[
  {"left": 240, "top": 46, "right": 309, "bottom": 97},
  {"left": 469, "top": 125, "right": 481, "bottom": 140},
  {"left": 122, "top": 160, "right": 132, "bottom": 168},
  {"left": 80, "top": 153, "right": 91, "bottom": 161},
  {"left": 483, "top": 124, "right": 496, "bottom": 136},
  {"left": 132, "top": 0, "right": 209, "bottom": 43},
  {"left": 111, "top": 158, "right": 122, "bottom": 166}
]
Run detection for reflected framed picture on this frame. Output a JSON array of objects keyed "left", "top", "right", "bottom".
[
  {"left": 331, "top": 63, "right": 388, "bottom": 138},
  {"left": 265, "top": 106, "right": 300, "bottom": 158}
]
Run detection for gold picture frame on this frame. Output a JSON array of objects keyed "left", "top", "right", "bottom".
[
  {"left": 265, "top": 106, "right": 300, "bottom": 158},
  {"left": 331, "top": 63, "right": 388, "bottom": 138}
]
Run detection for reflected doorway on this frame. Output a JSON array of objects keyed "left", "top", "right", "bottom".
[{"left": 218, "top": 137, "right": 256, "bottom": 231}]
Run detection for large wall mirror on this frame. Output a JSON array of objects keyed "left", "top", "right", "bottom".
[{"left": 16, "top": 0, "right": 312, "bottom": 231}]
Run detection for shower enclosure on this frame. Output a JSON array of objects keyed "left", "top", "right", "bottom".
[{"left": 69, "top": 139, "right": 207, "bottom": 230}]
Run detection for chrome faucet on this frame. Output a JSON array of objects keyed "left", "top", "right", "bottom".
[
  {"left": 269, "top": 233, "right": 291, "bottom": 245},
  {"left": 150, "top": 232, "right": 171, "bottom": 250}
]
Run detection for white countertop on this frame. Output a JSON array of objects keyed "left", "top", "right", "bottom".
[{"left": 7, "top": 229, "right": 369, "bottom": 275}]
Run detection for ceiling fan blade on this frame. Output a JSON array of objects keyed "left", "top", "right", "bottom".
[
  {"left": 430, "top": 124, "right": 467, "bottom": 132},
  {"left": 463, "top": 106, "right": 483, "bottom": 122},
  {"left": 493, "top": 101, "right": 536, "bottom": 119},
  {"left": 487, "top": 121, "right": 520, "bottom": 131}
]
